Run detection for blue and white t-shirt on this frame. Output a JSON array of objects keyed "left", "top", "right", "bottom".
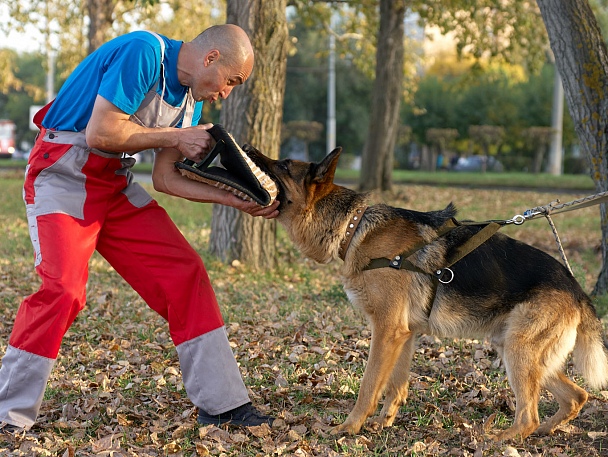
[{"left": 43, "top": 31, "right": 203, "bottom": 131}]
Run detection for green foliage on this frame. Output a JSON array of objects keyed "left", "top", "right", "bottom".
[
  {"left": 403, "top": 61, "right": 578, "bottom": 168},
  {"left": 0, "top": 0, "right": 597, "bottom": 170},
  {"left": 403, "top": 76, "right": 458, "bottom": 143},
  {"left": 0, "top": 51, "right": 48, "bottom": 148},
  {"left": 415, "top": 0, "right": 549, "bottom": 73},
  {"left": 590, "top": 0, "right": 608, "bottom": 45},
  {"left": 133, "top": 0, "right": 224, "bottom": 42},
  {"left": 594, "top": 294, "right": 608, "bottom": 318}
]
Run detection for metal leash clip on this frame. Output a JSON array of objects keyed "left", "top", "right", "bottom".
[{"left": 506, "top": 209, "right": 540, "bottom": 225}]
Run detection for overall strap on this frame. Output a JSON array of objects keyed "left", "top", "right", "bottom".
[
  {"left": 146, "top": 31, "right": 167, "bottom": 118},
  {"left": 141, "top": 31, "right": 195, "bottom": 128}
]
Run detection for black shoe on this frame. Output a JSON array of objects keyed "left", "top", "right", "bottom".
[
  {"left": 0, "top": 423, "right": 25, "bottom": 436},
  {"left": 197, "top": 403, "right": 274, "bottom": 427}
]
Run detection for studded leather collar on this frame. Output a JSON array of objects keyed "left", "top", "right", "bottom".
[{"left": 338, "top": 206, "right": 368, "bottom": 261}]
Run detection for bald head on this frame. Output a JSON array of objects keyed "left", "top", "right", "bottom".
[
  {"left": 191, "top": 24, "right": 254, "bottom": 70},
  {"left": 177, "top": 24, "right": 254, "bottom": 103}
]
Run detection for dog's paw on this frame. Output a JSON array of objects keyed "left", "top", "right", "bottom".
[
  {"left": 534, "top": 422, "right": 556, "bottom": 436},
  {"left": 369, "top": 414, "right": 396, "bottom": 429},
  {"left": 330, "top": 421, "right": 362, "bottom": 435},
  {"left": 365, "top": 419, "right": 384, "bottom": 433},
  {"left": 490, "top": 425, "right": 535, "bottom": 442}
]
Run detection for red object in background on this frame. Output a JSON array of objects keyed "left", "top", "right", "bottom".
[{"left": 0, "top": 119, "right": 16, "bottom": 158}]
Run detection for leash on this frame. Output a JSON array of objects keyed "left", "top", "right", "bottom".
[
  {"left": 363, "top": 190, "right": 608, "bottom": 280},
  {"left": 504, "top": 190, "right": 608, "bottom": 276}
]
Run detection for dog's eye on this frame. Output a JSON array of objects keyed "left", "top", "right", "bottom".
[{"left": 278, "top": 161, "right": 290, "bottom": 171}]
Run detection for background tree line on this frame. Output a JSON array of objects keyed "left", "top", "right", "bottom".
[{"left": 2, "top": 2, "right": 606, "bottom": 174}]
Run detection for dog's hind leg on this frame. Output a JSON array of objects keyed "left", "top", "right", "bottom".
[
  {"left": 371, "top": 334, "right": 416, "bottom": 428},
  {"left": 536, "top": 372, "right": 588, "bottom": 435},
  {"left": 491, "top": 315, "right": 545, "bottom": 441},
  {"left": 332, "top": 320, "right": 412, "bottom": 435},
  {"left": 493, "top": 293, "right": 581, "bottom": 441},
  {"left": 492, "top": 344, "right": 542, "bottom": 441}
]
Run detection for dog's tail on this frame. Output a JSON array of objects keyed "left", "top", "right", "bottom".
[{"left": 573, "top": 298, "right": 608, "bottom": 390}]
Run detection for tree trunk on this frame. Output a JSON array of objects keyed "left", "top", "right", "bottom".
[
  {"left": 359, "top": 0, "right": 406, "bottom": 192},
  {"left": 86, "top": 0, "right": 115, "bottom": 53},
  {"left": 209, "top": 0, "right": 288, "bottom": 270},
  {"left": 547, "top": 67, "right": 564, "bottom": 175},
  {"left": 536, "top": 0, "right": 608, "bottom": 295},
  {"left": 420, "top": 145, "right": 437, "bottom": 172},
  {"left": 532, "top": 146, "right": 544, "bottom": 174}
]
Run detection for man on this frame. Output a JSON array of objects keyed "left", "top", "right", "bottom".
[{"left": 0, "top": 24, "right": 279, "bottom": 433}]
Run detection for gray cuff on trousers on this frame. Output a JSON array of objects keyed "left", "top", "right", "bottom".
[
  {"left": 176, "top": 326, "right": 250, "bottom": 415},
  {"left": 0, "top": 345, "right": 55, "bottom": 429}
]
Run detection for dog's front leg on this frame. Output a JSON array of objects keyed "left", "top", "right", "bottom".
[
  {"left": 332, "top": 321, "right": 412, "bottom": 435},
  {"left": 372, "top": 333, "right": 416, "bottom": 428}
]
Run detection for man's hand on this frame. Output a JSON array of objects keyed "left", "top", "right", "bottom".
[
  {"left": 175, "top": 123, "right": 216, "bottom": 161},
  {"left": 225, "top": 196, "right": 280, "bottom": 219}
]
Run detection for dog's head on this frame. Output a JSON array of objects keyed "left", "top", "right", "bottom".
[
  {"left": 243, "top": 145, "right": 350, "bottom": 263},
  {"left": 242, "top": 144, "right": 343, "bottom": 217}
]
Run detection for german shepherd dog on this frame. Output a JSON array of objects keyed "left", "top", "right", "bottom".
[{"left": 244, "top": 145, "right": 608, "bottom": 440}]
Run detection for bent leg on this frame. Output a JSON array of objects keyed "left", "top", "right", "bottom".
[
  {"left": 97, "top": 196, "right": 249, "bottom": 414},
  {"left": 537, "top": 372, "right": 588, "bottom": 435}
]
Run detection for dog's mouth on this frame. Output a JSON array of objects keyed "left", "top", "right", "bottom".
[{"left": 242, "top": 144, "right": 288, "bottom": 209}]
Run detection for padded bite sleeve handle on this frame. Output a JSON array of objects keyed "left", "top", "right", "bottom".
[{"left": 175, "top": 124, "right": 278, "bottom": 207}]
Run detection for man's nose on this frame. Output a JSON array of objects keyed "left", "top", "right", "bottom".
[{"left": 220, "top": 86, "right": 234, "bottom": 99}]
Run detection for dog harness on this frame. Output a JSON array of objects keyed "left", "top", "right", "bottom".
[
  {"left": 364, "top": 218, "right": 502, "bottom": 283},
  {"left": 339, "top": 207, "right": 503, "bottom": 283}
]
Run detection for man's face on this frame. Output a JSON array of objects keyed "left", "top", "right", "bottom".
[{"left": 191, "top": 51, "right": 254, "bottom": 104}]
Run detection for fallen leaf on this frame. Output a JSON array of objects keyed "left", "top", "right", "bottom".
[
  {"left": 248, "top": 422, "right": 272, "bottom": 438},
  {"left": 91, "top": 434, "right": 120, "bottom": 453},
  {"left": 502, "top": 446, "right": 520, "bottom": 456},
  {"left": 588, "top": 431, "right": 607, "bottom": 440}
]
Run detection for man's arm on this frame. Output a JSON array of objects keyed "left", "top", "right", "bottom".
[
  {"left": 86, "top": 95, "right": 215, "bottom": 162},
  {"left": 152, "top": 146, "right": 280, "bottom": 219}
]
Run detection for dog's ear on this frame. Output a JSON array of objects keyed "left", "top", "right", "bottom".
[{"left": 312, "top": 147, "right": 342, "bottom": 183}]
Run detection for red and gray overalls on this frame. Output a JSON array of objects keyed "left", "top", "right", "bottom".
[{"left": 0, "top": 33, "right": 250, "bottom": 429}]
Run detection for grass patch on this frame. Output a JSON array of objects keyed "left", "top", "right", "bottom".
[{"left": 334, "top": 168, "right": 595, "bottom": 191}]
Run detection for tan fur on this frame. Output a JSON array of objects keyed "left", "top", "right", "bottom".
[{"left": 245, "top": 145, "right": 608, "bottom": 441}]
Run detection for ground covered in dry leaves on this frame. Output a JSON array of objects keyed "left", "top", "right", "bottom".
[{"left": 0, "top": 179, "right": 606, "bottom": 456}]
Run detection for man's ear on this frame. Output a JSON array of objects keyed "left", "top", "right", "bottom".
[
  {"left": 312, "top": 147, "right": 342, "bottom": 183},
  {"left": 204, "top": 49, "right": 220, "bottom": 66}
]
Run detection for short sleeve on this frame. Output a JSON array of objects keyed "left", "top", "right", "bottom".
[{"left": 98, "top": 37, "right": 161, "bottom": 115}]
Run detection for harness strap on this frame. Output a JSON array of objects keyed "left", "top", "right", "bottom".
[
  {"left": 363, "top": 219, "right": 502, "bottom": 277},
  {"left": 443, "top": 221, "right": 501, "bottom": 269},
  {"left": 364, "top": 218, "right": 457, "bottom": 271}
]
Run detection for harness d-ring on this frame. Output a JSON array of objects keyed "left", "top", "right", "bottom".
[{"left": 435, "top": 267, "right": 454, "bottom": 284}]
